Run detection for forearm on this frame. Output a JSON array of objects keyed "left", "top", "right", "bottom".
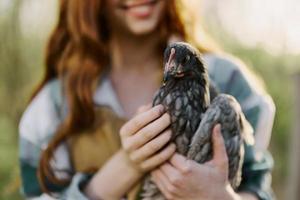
[{"left": 84, "top": 149, "right": 143, "bottom": 200}]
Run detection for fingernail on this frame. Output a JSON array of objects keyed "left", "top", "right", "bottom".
[
  {"left": 155, "top": 104, "right": 164, "bottom": 114},
  {"left": 159, "top": 105, "right": 165, "bottom": 113},
  {"left": 216, "top": 124, "right": 221, "bottom": 133}
]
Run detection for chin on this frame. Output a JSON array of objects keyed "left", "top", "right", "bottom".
[{"left": 127, "top": 19, "right": 160, "bottom": 35}]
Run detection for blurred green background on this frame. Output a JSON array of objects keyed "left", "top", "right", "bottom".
[{"left": 0, "top": 0, "right": 299, "bottom": 199}]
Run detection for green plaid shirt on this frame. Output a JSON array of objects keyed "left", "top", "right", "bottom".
[{"left": 19, "top": 53, "right": 275, "bottom": 199}]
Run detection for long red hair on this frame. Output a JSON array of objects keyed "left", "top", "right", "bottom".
[{"left": 35, "top": 0, "right": 217, "bottom": 193}]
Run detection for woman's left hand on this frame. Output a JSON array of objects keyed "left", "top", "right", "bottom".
[{"left": 151, "top": 125, "right": 240, "bottom": 200}]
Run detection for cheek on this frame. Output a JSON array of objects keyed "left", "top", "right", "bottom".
[
  {"left": 107, "top": 0, "right": 118, "bottom": 6},
  {"left": 105, "top": 1, "right": 126, "bottom": 31},
  {"left": 105, "top": 0, "right": 118, "bottom": 11}
]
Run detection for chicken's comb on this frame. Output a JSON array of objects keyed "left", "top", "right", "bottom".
[{"left": 166, "top": 48, "right": 176, "bottom": 71}]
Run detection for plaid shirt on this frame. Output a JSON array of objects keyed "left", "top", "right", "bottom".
[{"left": 19, "top": 53, "right": 275, "bottom": 200}]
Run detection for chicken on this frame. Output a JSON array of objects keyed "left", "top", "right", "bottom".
[{"left": 140, "top": 42, "right": 253, "bottom": 200}]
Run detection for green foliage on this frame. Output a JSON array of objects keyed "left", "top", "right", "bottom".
[
  {"left": 230, "top": 47, "right": 296, "bottom": 198},
  {"left": 0, "top": 1, "right": 43, "bottom": 199}
]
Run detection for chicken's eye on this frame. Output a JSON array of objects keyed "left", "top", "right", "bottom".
[
  {"left": 183, "top": 55, "right": 191, "bottom": 64},
  {"left": 186, "top": 55, "right": 191, "bottom": 61}
]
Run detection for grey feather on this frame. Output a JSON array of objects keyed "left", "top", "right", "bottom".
[{"left": 187, "top": 94, "right": 254, "bottom": 188}]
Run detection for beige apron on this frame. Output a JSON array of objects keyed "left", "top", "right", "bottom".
[{"left": 68, "top": 106, "right": 141, "bottom": 200}]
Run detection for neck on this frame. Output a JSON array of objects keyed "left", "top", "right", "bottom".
[{"left": 109, "top": 31, "right": 163, "bottom": 73}]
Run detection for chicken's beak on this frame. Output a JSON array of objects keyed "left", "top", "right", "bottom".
[
  {"left": 163, "top": 73, "right": 171, "bottom": 83},
  {"left": 174, "top": 64, "right": 184, "bottom": 77},
  {"left": 163, "top": 64, "right": 183, "bottom": 83}
]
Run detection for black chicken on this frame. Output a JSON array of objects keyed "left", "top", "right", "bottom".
[{"left": 140, "top": 42, "right": 254, "bottom": 200}]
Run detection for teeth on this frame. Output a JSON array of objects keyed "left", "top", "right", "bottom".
[
  {"left": 124, "top": 0, "right": 156, "bottom": 8},
  {"left": 130, "top": 4, "right": 151, "bottom": 12}
]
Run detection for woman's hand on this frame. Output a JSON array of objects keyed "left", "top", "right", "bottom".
[
  {"left": 120, "top": 104, "right": 176, "bottom": 173},
  {"left": 151, "top": 125, "right": 250, "bottom": 200},
  {"left": 85, "top": 104, "right": 175, "bottom": 200}
]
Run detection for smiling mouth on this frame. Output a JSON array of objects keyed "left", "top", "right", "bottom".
[{"left": 118, "top": 0, "right": 160, "bottom": 10}]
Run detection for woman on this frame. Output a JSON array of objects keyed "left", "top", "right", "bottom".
[{"left": 19, "top": 0, "right": 275, "bottom": 199}]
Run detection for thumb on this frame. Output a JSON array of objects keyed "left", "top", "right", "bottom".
[{"left": 211, "top": 124, "right": 228, "bottom": 173}]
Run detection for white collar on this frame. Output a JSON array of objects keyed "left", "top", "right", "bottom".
[{"left": 93, "top": 77, "right": 126, "bottom": 118}]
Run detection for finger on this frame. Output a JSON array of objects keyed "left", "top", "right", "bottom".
[
  {"left": 211, "top": 124, "right": 228, "bottom": 172},
  {"left": 160, "top": 163, "right": 183, "bottom": 187},
  {"left": 130, "top": 129, "right": 172, "bottom": 163},
  {"left": 152, "top": 170, "right": 174, "bottom": 199},
  {"left": 169, "top": 153, "right": 191, "bottom": 174},
  {"left": 140, "top": 143, "right": 176, "bottom": 171},
  {"left": 154, "top": 169, "right": 181, "bottom": 198},
  {"left": 129, "top": 113, "right": 171, "bottom": 150},
  {"left": 120, "top": 104, "right": 164, "bottom": 137},
  {"left": 136, "top": 103, "right": 152, "bottom": 114}
]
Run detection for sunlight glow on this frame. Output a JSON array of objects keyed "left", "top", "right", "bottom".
[
  {"left": 0, "top": 0, "right": 12, "bottom": 17},
  {"left": 203, "top": 0, "right": 300, "bottom": 54},
  {"left": 19, "top": 0, "right": 58, "bottom": 41},
  {"left": 15, "top": 0, "right": 300, "bottom": 55}
]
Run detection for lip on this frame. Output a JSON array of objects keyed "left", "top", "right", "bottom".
[
  {"left": 118, "top": 0, "right": 159, "bottom": 10},
  {"left": 118, "top": 0, "right": 160, "bottom": 19}
]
